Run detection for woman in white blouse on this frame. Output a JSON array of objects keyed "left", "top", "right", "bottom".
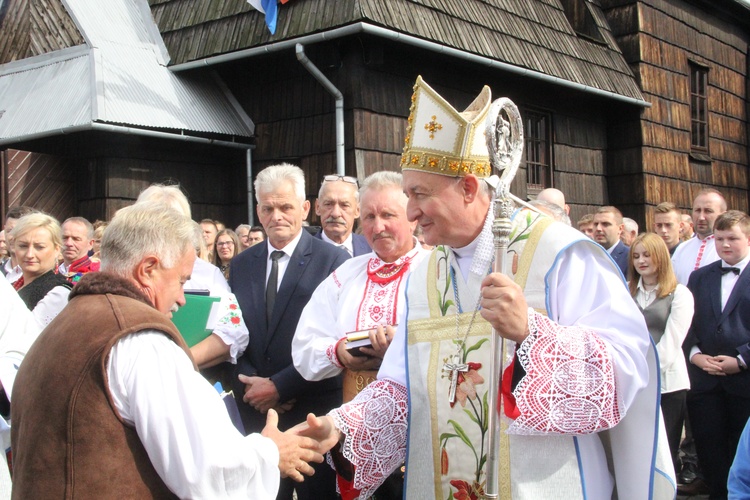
[
  {"left": 10, "top": 213, "right": 71, "bottom": 327},
  {"left": 628, "top": 232, "right": 694, "bottom": 477}
]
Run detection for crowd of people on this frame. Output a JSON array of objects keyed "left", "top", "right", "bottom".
[{"left": 0, "top": 76, "right": 748, "bottom": 500}]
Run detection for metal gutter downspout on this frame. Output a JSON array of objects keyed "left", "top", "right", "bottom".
[
  {"left": 170, "top": 22, "right": 650, "bottom": 108},
  {"left": 295, "top": 43, "right": 345, "bottom": 176},
  {"left": 247, "top": 148, "right": 255, "bottom": 225}
]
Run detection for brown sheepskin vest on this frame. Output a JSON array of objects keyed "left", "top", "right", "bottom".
[{"left": 11, "top": 272, "right": 196, "bottom": 499}]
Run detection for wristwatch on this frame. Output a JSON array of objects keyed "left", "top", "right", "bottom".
[{"left": 737, "top": 355, "right": 748, "bottom": 372}]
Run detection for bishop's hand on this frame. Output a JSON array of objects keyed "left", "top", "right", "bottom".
[
  {"left": 479, "top": 272, "right": 529, "bottom": 344},
  {"left": 289, "top": 413, "right": 342, "bottom": 456}
]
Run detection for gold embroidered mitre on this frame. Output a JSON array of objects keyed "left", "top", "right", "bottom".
[{"left": 401, "top": 76, "right": 492, "bottom": 178}]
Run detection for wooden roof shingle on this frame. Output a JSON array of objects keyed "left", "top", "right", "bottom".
[{"left": 150, "top": 0, "right": 644, "bottom": 101}]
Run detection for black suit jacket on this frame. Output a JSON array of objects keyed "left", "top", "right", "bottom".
[
  {"left": 314, "top": 229, "right": 371, "bottom": 257},
  {"left": 229, "top": 230, "right": 349, "bottom": 432},
  {"left": 684, "top": 260, "right": 750, "bottom": 396},
  {"left": 610, "top": 240, "right": 630, "bottom": 278}
]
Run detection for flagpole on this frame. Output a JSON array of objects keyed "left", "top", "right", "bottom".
[{"left": 483, "top": 98, "right": 523, "bottom": 500}]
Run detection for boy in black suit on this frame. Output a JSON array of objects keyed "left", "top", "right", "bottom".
[{"left": 685, "top": 210, "right": 750, "bottom": 499}]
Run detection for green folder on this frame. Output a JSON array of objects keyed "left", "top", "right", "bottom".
[{"left": 171, "top": 294, "right": 221, "bottom": 347}]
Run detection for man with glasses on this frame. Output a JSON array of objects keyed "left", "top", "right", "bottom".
[{"left": 314, "top": 175, "right": 371, "bottom": 257}]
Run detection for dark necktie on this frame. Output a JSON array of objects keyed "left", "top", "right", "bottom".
[
  {"left": 266, "top": 250, "right": 285, "bottom": 322},
  {"left": 721, "top": 266, "right": 740, "bottom": 275}
]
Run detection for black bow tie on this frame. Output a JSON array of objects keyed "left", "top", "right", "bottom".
[{"left": 721, "top": 267, "right": 740, "bottom": 275}]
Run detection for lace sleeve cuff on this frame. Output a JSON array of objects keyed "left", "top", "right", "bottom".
[
  {"left": 328, "top": 379, "right": 409, "bottom": 499},
  {"left": 509, "top": 309, "right": 621, "bottom": 435}
]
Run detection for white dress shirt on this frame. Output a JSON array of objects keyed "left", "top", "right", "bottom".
[
  {"left": 265, "top": 230, "right": 304, "bottom": 289},
  {"left": 321, "top": 231, "right": 353, "bottom": 257}
]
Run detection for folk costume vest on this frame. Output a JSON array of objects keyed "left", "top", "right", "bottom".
[
  {"left": 11, "top": 272, "right": 195, "bottom": 499},
  {"left": 403, "top": 210, "right": 675, "bottom": 500}
]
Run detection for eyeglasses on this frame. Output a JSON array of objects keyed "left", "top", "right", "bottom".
[
  {"left": 216, "top": 241, "right": 235, "bottom": 247},
  {"left": 323, "top": 175, "right": 358, "bottom": 186}
]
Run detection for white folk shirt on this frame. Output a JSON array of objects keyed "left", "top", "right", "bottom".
[
  {"left": 107, "top": 332, "right": 280, "bottom": 498},
  {"left": 184, "top": 258, "right": 248, "bottom": 363},
  {"left": 671, "top": 234, "right": 719, "bottom": 285},
  {"left": 292, "top": 240, "right": 430, "bottom": 381},
  {"left": 0, "top": 278, "right": 41, "bottom": 399}
]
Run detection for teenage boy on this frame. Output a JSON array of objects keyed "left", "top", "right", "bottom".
[{"left": 684, "top": 210, "right": 750, "bottom": 499}]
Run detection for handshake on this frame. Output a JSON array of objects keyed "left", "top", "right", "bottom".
[{"left": 260, "top": 409, "right": 342, "bottom": 482}]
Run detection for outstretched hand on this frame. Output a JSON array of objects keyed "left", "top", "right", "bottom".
[
  {"left": 261, "top": 409, "right": 323, "bottom": 482},
  {"left": 289, "top": 413, "right": 342, "bottom": 456}
]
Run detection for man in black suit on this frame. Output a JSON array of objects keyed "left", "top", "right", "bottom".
[
  {"left": 593, "top": 205, "right": 630, "bottom": 277},
  {"left": 314, "top": 174, "right": 371, "bottom": 257},
  {"left": 684, "top": 210, "right": 750, "bottom": 499},
  {"left": 230, "top": 163, "right": 348, "bottom": 500}
]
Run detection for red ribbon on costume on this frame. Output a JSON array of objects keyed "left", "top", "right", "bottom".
[{"left": 500, "top": 358, "right": 520, "bottom": 420}]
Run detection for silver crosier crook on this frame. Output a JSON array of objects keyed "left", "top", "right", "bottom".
[{"left": 483, "top": 98, "right": 524, "bottom": 500}]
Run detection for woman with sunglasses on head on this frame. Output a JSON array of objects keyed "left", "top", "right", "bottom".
[
  {"left": 628, "top": 232, "right": 694, "bottom": 478},
  {"left": 213, "top": 229, "right": 241, "bottom": 281}
]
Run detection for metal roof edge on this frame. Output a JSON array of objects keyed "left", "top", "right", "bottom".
[
  {"left": 0, "top": 122, "right": 254, "bottom": 149},
  {"left": 0, "top": 45, "right": 89, "bottom": 77},
  {"left": 209, "top": 70, "right": 255, "bottom": 134},
  {"left": 60, "top": 0, "right": 93, "bottom": 48},
  {"left": 135, "top": 0, "right": 171, "bottom": 65}
]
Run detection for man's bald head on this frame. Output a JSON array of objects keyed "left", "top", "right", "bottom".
[{"left": 537, "top": 188, "right": 569, "bottom": 215}]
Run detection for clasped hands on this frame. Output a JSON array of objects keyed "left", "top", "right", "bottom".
[{"left": 692, "top": 353, "right": 742, "bottom": 376}]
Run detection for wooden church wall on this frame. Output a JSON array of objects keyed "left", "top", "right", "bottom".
[{"left": 603, "top": 0, "right": 749, "bottom": 230}]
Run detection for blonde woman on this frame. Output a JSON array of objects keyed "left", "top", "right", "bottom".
[
  {"left": 628, "top": 232, "right": 694, "bottom": 476},
  {"left": 11, "top": 213, "right": 72, "bottom": 326}
]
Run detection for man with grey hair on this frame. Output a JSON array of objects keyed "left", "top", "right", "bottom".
[
  {"left": 11, "top": 202, "right": 323, "bottom": 498},
  {"left": 136, "top": 183, "right": 246, "bottom": 371},
  {"left": 293, "top": 171, "right": 431, "bottom": 397},
  {"left": 621, "top": 217, "right": 639, "bottom": 246},
  {"left": 231, "top": 163, "right": 348, "bottom": 500},
  {"left": 314, "top": 175, "right": 371, "bottom": 257},
  {"left": 59, "top": 216, "right": 100, "bottom": 283}
]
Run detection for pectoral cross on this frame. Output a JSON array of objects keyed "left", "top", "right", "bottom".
[{"left": 443, "top": 355, "right": 469, "bottom": 404}]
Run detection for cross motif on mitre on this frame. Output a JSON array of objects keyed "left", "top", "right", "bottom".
[{"left": 424, "top": 115, "right": 443, "bottom": 139}]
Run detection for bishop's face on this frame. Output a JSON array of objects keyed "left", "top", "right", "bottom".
[{"left": 403, "top": 170, "right": 467, "bottom": 248}]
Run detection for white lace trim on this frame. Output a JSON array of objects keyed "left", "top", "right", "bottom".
[
  {"left": 328, "top": 379, "right": 408, "bottom": 498},
  {"left": 510, "top": 310, "right": 621, "bottom": 435}
]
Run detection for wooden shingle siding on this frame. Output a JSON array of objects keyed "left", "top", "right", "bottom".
[
  {"left": 152, "top": 0, "right": 644, "bottom": 104},
  {"left": 2, "top": 149, "right": 75, "bottom": 221},
  {"left": 602, "top": 0, "right": 748, "bottom": 229},
  {"left": 0, "top": 0, "right": 83, "bottom": 64}
]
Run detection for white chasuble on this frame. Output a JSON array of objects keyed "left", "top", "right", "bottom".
[{"left": 331, "top": 210, "right": 676, "bottom": 500}]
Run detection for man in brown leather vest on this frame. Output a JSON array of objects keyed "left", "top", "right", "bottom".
[{"left": 11, "top": 202, "right": 323, "bottom": 499}]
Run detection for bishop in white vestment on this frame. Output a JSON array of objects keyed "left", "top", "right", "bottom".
[{"left": 295, "top": 77, "right": 675, "bottom": 500}]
